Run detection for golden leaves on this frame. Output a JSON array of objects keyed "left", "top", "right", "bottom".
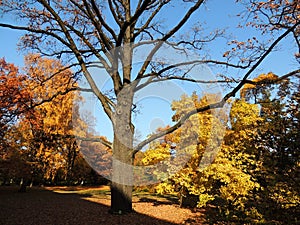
[
  {"left": 240, "top": 72, "right": 279, "bottom": 99},
  {"left": 142, "top": 92, "right": 264, "bottom": 214}
]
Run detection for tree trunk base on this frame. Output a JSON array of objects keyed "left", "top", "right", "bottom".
[
  {"left": 108, "top": 208, "right": 135, "bottom": 215},
  {"left": 179, "top": 187, "right": 198, "bottom": 208},
  {"left": 18, "top": 183, "right": 27, "bottom": 193},
  {"left": 110, "top": 183, "right": 133, "bottom": 214}
]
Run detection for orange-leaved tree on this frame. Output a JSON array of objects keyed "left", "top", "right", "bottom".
[
  {"left": 16, "top": 54, "right": 86, "bottom": 184},
  {"left": 0, "top": 58, "right": 32, "bottom": 187},
  {"left": 0, "top": 58, "right": 32, "bottom": 141}
]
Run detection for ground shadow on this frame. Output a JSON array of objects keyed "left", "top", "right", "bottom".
[
  {"left": 0, "top": 186, "right": 180, "bottom": 225},
  {"left": 138, "top": 196, "right": 177, "bottom": 206}
]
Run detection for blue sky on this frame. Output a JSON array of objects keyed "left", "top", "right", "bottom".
[{"left": 0, "top": 1, "right": 298, "bottom": 142}]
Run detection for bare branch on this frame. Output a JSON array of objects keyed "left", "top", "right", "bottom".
[
  {"left": 134, "top": 0, "right": 205, "bottom": 81},
  {"left": 70, "top": 135, "right": 112, "bottom": 149},
  {"left": 90, "top": 0, "right": 118, "bottom": 42},
  {"left": 161, "top": 0, "right": 205, "bottom": 41},
  {"left": 108, "top": 0, "right": 124, "bottom": 27},
  {"left": 63, "top": 23, "right": 112, "bottom": 71},
  {"left": 135, "top": 59, "right": 250, "bottom": 91},
  {"left": 244, "top": 69, "right": 300, "bottom": 86},
  {"left": 133, "top": 20, "right": 300, "bottom": 154},
  {"left": 0, "top": 23, "right": 71, "bottom": 49},
  {"left": 47, "top": 133, "right": 112, "bottom": 149},
  {"left": 82, "top": 0, "right": 115, "bottom": 51},
  {"left": 132, "top": 1, "right": 168, "bottom": 40},
  {"left": 75, "top": 87, "right": 116, "bottom": 109},
  {"left": 34, "top": 0, "right": 115, "bottom": 120}
]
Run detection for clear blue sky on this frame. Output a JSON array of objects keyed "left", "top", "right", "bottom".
[{"left": 0, "top": 1, "right": 298, "bottom": 142}]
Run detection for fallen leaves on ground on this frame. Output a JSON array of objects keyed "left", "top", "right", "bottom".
[{"left": 0, "top": 186, "right": 206, "bottom": 225}]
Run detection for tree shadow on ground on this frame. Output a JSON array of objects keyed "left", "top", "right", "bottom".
[
  {"left": 138, "top": 196, "right": 178, "bottom": 206},
  {"left": 0, "top": 186, "right": 180, "bottom": 225}
]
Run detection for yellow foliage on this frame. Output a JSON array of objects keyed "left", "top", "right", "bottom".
[
  {"left": 142, "top": 143, "right": 171, "bottom": 166},
  {"left": 143, "top": 93, "right": 259, "bottom": 207},
  {"left": 270, "top": 182, "right": 300, "bottom": 209},
  {"left": 229, "top": 99, "right": 262, "bottom": 131},
  {"left": 155, "top": 182, "right": 176, "bottom": 195},
  {"left": 143, "top": 93, "right": 262, "bottom": 215},
  {"left": 241, "top": 72, "right": 279, "bottom": 99}
]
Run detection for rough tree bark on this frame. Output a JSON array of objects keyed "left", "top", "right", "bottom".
[
  {"left": 110, "top": 85, "right": 135, "bottom": 213},
  {"left": 110, "top": 136, "right": 134, "bottom": 213}
]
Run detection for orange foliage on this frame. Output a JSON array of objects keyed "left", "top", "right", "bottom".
[
  {"left": 0, "top": 58, "right": 32, "bottom": 125},
  {"left": 0, "top": 58, "right": 33, "bottom": 152}
]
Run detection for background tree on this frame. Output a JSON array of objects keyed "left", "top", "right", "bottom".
[
  {"left": 0, "top": 58, "right": 31, "bottom": 145},
  {"left": 143, "top": 94, "right": 262, "bottom": 221},
  {"left": 0, "top": 58, "right": 32, "bottom": 188},
  {"left": 0, "top": 0, "right": 299, "bottom": 213},
  {"left": 239, "top": 73, "right": 300, "bottom": 223},
  {"left": 143, "top": 85, "right": 299, "bottom": 223},
  {"left": 16, "top": 54, "right": 89, "bottom": 184},
  {"left": 0, "top": 55, "right": 110, "bottom": 187}
]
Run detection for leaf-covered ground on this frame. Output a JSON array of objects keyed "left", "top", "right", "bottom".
[{"left": 0, "top": 186, "right": 205, "bottom": 225}]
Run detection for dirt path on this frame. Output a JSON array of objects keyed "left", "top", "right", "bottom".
[{"left": 0, "top": 186, "right": 206, "bottom": 225}]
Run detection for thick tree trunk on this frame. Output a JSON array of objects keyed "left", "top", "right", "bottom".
[
  {"left": 110, "top": 135, "right": 134, "bottom": 214},
  {"left": 110, "top": 87, "right": 134, "bottom": 214},
  {"left": 110, "top": 141, "right": 134, "bottom": 213},
  {"left": 111, "top": 183, "right": 133, "bottom": 214}
]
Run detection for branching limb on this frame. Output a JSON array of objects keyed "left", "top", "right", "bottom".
[
  {"left": 135, "top": 59, "right": 251, "bottom": 91},
  {"left": 244, "top": 69, "right": 300, "bottom": 86},
  {"left": 133, "top": 1, "right": 168, "bottom": 40},
  {"left": 108, "top": 0, "right": 124, "bottom": 27},
  {"left": 61, "top": 134, "right": 112, "bottom": 149},
  {"left": 0, "top": 23, "right": 70, "bottom": 49},
  {"left": 161, "top": 0, "right": 205, "bottom": 41},
  {"left": 82, "top": 0, "right": 115, "bottom": 51},
  {"left": 75, "top": 87, "right": 116, "bottom": 109},
  {"left": 36, "top": 0, "right": 115, "bottom": 120},
  {"left": 89, "top": 0, "right": 118, "bottom": 42},
  {"left": 135, "top": 0, "right": 205, "bottom": 82},
  {"left": 133, "top": 20, "right": 300, "bottom": 155}
]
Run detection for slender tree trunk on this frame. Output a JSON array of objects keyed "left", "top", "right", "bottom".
[
  {"left": 66, "top": 141, "right": 77, "bottom": 184},
  {"left": 18, "top": 178, "right": 27, "bottom": 193}
]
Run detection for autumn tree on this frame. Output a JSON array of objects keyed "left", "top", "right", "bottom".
[
  {"left": 239, "top": 73, "right": 300, "bottom": 223},
  {"left": 0, "top": 58, "right": 32, "bottom": 187},
  {"left": 0, "top": 127, "right": 32, "bottom": 188},
  {"left": 15, "top": 54, "right": 86, "bottom": 184},
  {"left": 142, "top": 93, "right": 263, "bottom": 221},
  {"left": 0, "top": 0, "right": 299, "bottom": 213},
  {"left": 0, "top": 58, "right": 31, "bottom": 144}
]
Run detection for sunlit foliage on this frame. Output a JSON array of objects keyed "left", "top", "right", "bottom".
[{"left": 143, "top": 80, "right": 299, "bottom": 223}]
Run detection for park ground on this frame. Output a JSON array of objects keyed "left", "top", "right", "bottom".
[{"left": 0, "top": 186, "right": 208, "bottom": 225}]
